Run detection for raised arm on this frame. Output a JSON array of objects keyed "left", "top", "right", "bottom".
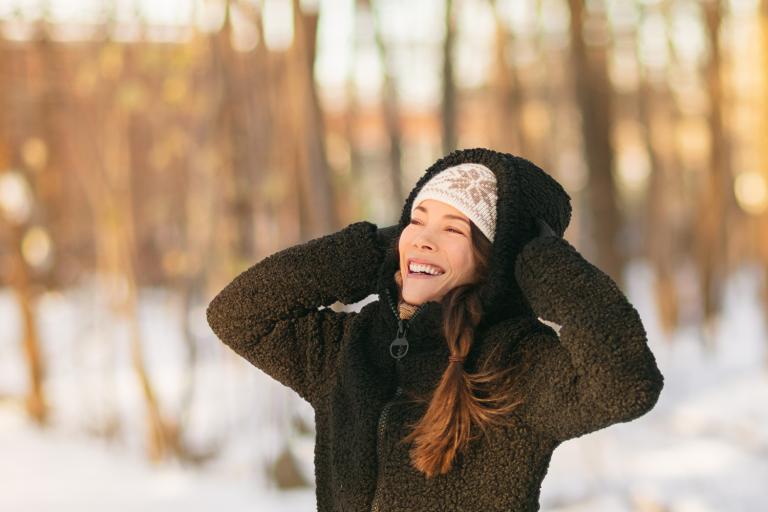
[
  {"left": 206, "top": 221, "right": 395, "bottom": 405},
  {"left": 513, "top": 231, "right": 664, "bottom": 442}
]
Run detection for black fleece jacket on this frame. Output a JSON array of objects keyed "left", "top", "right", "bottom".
[{"left": 206, "top": 148, "right": 664, "bottom": 511}]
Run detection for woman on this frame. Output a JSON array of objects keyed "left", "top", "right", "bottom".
[{"left": 207, "top": 147, "right": 664, "bottom": 511}]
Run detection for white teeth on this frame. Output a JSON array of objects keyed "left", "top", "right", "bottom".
[{"left": 409, "top": 262, "right": 444, "bottom": 275}]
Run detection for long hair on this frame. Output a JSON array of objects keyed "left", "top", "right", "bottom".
[{"left": 392, "top": 221, "right": 529, "bottom": 478}]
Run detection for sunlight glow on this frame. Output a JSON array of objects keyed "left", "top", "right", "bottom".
[
  {"left": 22, "top": 226, "right": 53, "bottom": 269},
  {"left": 669, "top": 2, "right": 707, "bottom": 65},
  {"left": 734, "top": 171, "right": 768, "bottom": 215},
  {"left": 262, "top": 0, "right": 294, "bottom": 51},
  {"left": 0, "top": 0, "right": 194, "bottom": 25},
  {"left": 638, "top": 11, "right": 669, "bottom": 71},
  {"left": 0, "top": 171, "right": 33, "bottom": 224},
  {"left": 617, "top": 144, "right": 651, "bottom": 196},
  {"left": 455, "top": 0, "right": 494, "bottom": 89},
  {"left": 315, "top": 0, "right": 353, "bottom": 94}
]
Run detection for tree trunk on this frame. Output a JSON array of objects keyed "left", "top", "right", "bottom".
[
  {"left": 365, "top": 0, "right": 405, "bottom": 207},
  {"left": 0, "top": 29, "right": 48, "bottom": 425},
  {"left": 567, "top": 0, "right": 625, "bottom": 287},
  {"left": 344, "top": 0, "right": 370, "bottom": 219},
  {"left": 696, "top": 0, "right": 735, "bottom": 347},
  {"left": 757, "top": 0, "right": 768, "bottom": 366},
  {"left": 635, "top": 2, "right": 680, "bottom": 338},
  {"left": 68, "top": 37, "right": 176, "bottom": 461},
  {"left": 291, "top": 0, "right": 338, "bottom": 237},
  {"left": 489, "top": 0, "right": 527, "bottom": 155},
  {"left": 442, "top": 0, "right": 457, "bottom": 154},
  {"left": 210, "top": 1, "right": 256, "bottom": 259}
]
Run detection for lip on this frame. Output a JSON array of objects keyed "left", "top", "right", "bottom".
[{"left": 406, "top": 258, "right": 446, "bottom": 277}]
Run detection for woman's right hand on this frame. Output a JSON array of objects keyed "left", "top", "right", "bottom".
[
  {"left": 376, "top": 224, "right": 401, "bottom": 254},
  {"left": 535, "top": 218, "right": 557, "bottom": 239}
]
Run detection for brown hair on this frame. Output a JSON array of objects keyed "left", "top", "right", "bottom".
[{"left": 392, "top": 221, "right": 528, "bottom": 478}]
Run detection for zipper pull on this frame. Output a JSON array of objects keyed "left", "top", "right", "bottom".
[{"left": 389, "top": 319, "right": 409, "bottom": 359}]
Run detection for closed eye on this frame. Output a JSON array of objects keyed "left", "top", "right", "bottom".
[{"left": 410, "top": 219, "right": 464, "bottom": 235}]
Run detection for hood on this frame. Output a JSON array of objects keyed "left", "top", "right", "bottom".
[{"left": 374, "top": 147, "right": 572, "bottom": 330}]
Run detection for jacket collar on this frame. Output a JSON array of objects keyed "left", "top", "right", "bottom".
[{"left": 376, "top": 243, "right": 445, "bottom": 352}]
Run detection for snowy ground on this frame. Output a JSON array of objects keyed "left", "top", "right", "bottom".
[{"left": 1, "top": 260, "right": 767, "bottom": 511}]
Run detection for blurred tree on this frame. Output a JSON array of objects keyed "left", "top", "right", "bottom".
[
  {"left": 344, "top": 2, "right": 365, "bottom": 212},
  {"left": 758, "top": 0, "right": 768, "bottom": 363},
  {"left": 67, "top": 24, "right": 213, "bottom": 462},
  {"left": 291, "top": 0, "right": 338, "bottom": 238},
  {"left": 365, "top": 0, "right": 406, "bottom": 206},
  {"left": 696, "top": 0, "right": 734, "bottom": 345},
  {"left": 638, "top": 0, "right": 681, "bottom": 337},
  {"left": 209, "top": 0, "right": 259, "bottom": 261},
  {"left": 489, "top": 0, "right": 528, "bottom": 156},
  {"left": 568, "top": 0, "right": 625, "bottom": 287},
  {"left": 0, "top": 25, "right": 48, "bottom": 425},
  {"left": 442, "top": 0, "right": 457, "bottom": 154}
]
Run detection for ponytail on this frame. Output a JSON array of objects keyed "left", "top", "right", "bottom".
[{"left": 393, "top": 221, "right": 529, "bottom": 478}]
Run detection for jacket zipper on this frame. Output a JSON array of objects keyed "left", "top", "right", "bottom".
[
  {"left": 384, "top": 287, "right": 428, "bottom": 359},
  {"left": 370, "top": 382, "right": 402, "bottom": 512},
  {"left": 370, "top": 289, "right": 426, "bottom": 512},
  {"left": 384, "top": 287, "right": 428, "bottom": 325}
]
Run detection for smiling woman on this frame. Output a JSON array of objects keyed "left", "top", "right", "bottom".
[
  {"left": 387, "top": 163, "right": 520, "bottom": 478},
  {"left": 398, "top": 200, "right": 479, "bottom": 305},
  {"left": 207, "top": 147, "right": 664, "bottom": 511}
]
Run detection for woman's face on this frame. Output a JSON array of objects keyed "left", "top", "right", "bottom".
[{"left": 398, "top": 199, "right": 478, "bottom": 305}]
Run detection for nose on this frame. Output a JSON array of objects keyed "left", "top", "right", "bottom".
[{"left": 412, "top": 230, "right": 436, "bottom": 251}]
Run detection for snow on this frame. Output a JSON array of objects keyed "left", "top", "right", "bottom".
[
  {"left": 0, "top": 405, "right": 314, "bottom": 512},
  {"left": 1, "top": 259, "right": 767, "bottom": 511}
]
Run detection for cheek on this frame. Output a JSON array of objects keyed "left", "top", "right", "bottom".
[
  {"left": 397, "top": 232, "right": 410, "bottom": 256},
  {"left": 398, "top": 226, "right": 421, "bottom": 254},
  {"left": 446, "top": 241, "right": 474, "bottom": 276},
  {"left": 399, "top": 226, "right": 414, "bottom": 244},
  {"left": 398, "top": 232, "right": 412, "bottom": 266}
]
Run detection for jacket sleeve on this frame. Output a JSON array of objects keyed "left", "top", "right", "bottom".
[
  {"left": 513, "top": 235, "right": 664, "bottom": 442},
  {"left": 206, "top": 220, "right": 388, "bottom": 405}
]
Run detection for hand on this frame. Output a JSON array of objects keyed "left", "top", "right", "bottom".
[
  {"left": 515, "top": 218, "right": 558, "bottom": 288},
  {"left": 376, "top": 224, "right": 401, "bottom": 253},
  {"left": 535, "top": 218, "right": 557, "bottom": 239}
]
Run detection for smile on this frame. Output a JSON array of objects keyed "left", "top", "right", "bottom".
[
  {"left": 407, "top": 271, "right": 443, "bottom": 279},
  {"left": 407, "top": 259, "right": 445, "bottom": 278}
]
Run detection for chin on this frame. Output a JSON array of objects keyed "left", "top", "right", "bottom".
[
  {"left": 401, "top": 289, "right": 423, "bottom": 305},
  {"left": 402, "top": 289, "right": 440, "bottom": 305}
]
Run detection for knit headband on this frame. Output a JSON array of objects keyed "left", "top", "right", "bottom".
[{"left": 410, "top": 163, "right": 498, "bottom": 242}]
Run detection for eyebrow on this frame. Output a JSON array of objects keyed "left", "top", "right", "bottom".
[{"left": 414, "top": 205, "right": 470, "bottom": 226}]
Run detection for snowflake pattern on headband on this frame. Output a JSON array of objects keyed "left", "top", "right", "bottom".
[
  {"left": 411, "top": 162, "right": 498, "bottom": 242},
  {"left": 440, "top": 165, "right": 497, "bottom": 211}
]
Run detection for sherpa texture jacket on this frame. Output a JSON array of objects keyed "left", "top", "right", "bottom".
[{"left": 206, "top": 148, "right": 665, "bottom": 512}]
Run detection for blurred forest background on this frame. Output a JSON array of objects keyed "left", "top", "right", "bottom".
[{"left": 1, "top": 0, "right": 768, "bottom": 510}]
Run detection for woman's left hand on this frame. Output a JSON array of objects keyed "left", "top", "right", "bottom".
[{"left": 515, "top": 218, "right": 558, "bottom": 286}]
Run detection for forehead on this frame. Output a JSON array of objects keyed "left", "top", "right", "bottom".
[{"left": 413, "top": 199, "right": 469, "bottom": 222}]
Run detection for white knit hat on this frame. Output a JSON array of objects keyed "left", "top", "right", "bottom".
[{"left": 410, "top": 162, "right": 498, "bottom": 242}]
